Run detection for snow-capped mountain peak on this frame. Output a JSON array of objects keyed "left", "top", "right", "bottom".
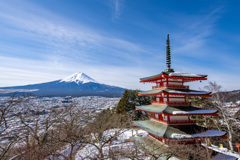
[{"left": 60, "top": 72, "right": 97, "bottom": 84}]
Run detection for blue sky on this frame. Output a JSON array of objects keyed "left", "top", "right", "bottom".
[{"left": 0, "top": 0, "right": 239, "bottom": 91}]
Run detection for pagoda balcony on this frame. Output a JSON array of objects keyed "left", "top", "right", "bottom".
[
  {"left": 151, "top": 101, "right": 191, "bottom": 106},
  {"left": 152, "top": 85, "right": 189, "bottom": 90}
]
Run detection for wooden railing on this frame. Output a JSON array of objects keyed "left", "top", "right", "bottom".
[
  {"left": 152, "top": 85, "right": 189, "bottom": 89},
  {"left": 149, "top": 117, "right": 196, "bottom": 125},
  {"left": 169, "top": 120, "right": 196, "bottom": 125},
  {"left": 151, "top": 101, "right": 191, "bottom": 106}
]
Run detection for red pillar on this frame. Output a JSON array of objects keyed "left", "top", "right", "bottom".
[
  {"left": 166, "top": 77, "right": 168, "bottom": 86},
  {"left": 184, "top": 95, "right": 187, "bottom": 105},
  {"left": 167, "top": 93, "right": 169, "bottom": 104},
  {"left": 108, "top": 141, "right": 111, "bottom": 154},
  {"left": 236, "top": 143, "right": 240, "bottom": 155}
]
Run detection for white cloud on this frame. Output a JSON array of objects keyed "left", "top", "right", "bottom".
[
  {"left": 172, "top": 7, "right": 223, "bottom": 57},
  {"left": 109, "top": 0, "right": 125, "bottom": 20},
  {"left": 0, "top": 0, "right": 145, "bottom": 60}
]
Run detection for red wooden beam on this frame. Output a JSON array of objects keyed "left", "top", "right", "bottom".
[{"left": 219, "top": 136, "right": 228, "bottom": 139}]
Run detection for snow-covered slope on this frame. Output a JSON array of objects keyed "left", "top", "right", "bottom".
[
  {"left": 60, "top": 72, "right": 97, "bottom": 84},
  {"left": 0, "top": 73, "right": 127, "bottom": 97}
]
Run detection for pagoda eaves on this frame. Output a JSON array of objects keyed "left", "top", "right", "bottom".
[
  {"left": 133, "top": 120, "right": 226, "bottom": 139},
  {"left": 136, "top": 105, "right": 218, "bottom": 116},
  {"left": 138, "top": 88, "right": 211, "bottom": 97},
  {"left": 140, "top": 72, "right": 207, "bottom": 83}
]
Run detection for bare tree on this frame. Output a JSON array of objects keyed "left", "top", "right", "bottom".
[
  {"left": 204, "top": 81, "right": 235, "bottom": 152},
  {"left": 78, "top": 109, "right": 130, "bottom": 160},
  {"left": 128, "top": 136, "right": 210, "bottom": 160},
  {"left": 0, "top": 95, "right": 26, "bottom": 159},
  {"left": 14, "top": 102, "right": 66, "bottom": 160},
  {"left": 52, "top": 104, "right": 88, "bottom": 160}
]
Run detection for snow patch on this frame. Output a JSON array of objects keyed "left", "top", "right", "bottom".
[
  {"left": 191, "top": 130, "right": 226, "bottom": 138},
  {"left": 169, "top": 72, "right": 204, "bottom": 77},
  {"left": 172, "top": 110, "right": 217, "bottom": 115},
  {"left": 60, "top": 72, "right": 97, "bottom": 84},
  {"left": 202, "top": 143, "right": 240, "bottom": 159},
  {"left": 171, "top": 130, "right": 226, "bottom": 139},
  {"left": 171, "top": 133, "right": 192, "bottom": 139},
  {"left": 0, "top": 89, "right": 39, "bottom": 94},
  {"left": 168, "top": 90, "right": 209, "bottom": 95}
]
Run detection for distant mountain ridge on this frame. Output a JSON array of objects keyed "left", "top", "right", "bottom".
[
  {"left": 0, "top": 72, "right": 127, "bottom": 97},
  {"left": 214, "top": 90, "right": 240, "bottom": 102}
]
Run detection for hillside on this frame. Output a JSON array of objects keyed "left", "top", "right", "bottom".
[{"left": 213, "top": 90, "right": 240, "bottom": 102}]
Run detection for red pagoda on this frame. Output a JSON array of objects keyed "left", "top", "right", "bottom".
[{"left": 131, "top": 35, "right": 226, "bottom": 155}]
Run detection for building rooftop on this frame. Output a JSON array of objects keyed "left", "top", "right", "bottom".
[
  {"left": 133, "top": 120, "right": 226, "bottom": 139},
  {"left": 138, "top": 88, "right": 211, "bottom": 96},
  {"left": 130, "top": 136, "right": 170, "bottom": 158},
  {"left": 136, "top": 105, "right": 218, "bottom": 115},
  {"left": 140, "top": 72, "right": 207, "bottom": 83}
]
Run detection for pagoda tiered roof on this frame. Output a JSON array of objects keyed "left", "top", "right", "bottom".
[
  {"left": 136, "top": 105, "right": 218, "bottom": 115},
  {"left": 140, "top": 72, "right": 207, "bottom": 83},
  {"left": 130, "top": 136, "right": 170, "bottom": 158},
  {"left": 133, "top": 120, "right": 226, "bottom": 139},
  {"left": 132, "top": 34, "right": 227, "bottom": 149},
  {"left": 138, "top": 88, "right": 211, "bottom": 97}
]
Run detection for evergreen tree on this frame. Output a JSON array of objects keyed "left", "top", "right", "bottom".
[
  {"left": 116, "top": 90, "right": 151, "bottom": 115},
  {"left": 116, "top": 90, "right": 129, "bottom": 114}
]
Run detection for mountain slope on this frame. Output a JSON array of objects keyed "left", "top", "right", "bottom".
[
  {"left": 0, "top": 72, "right": 127, "bottom": 97},
  {"left": 213, "top": 90, "right": 240, "bottom": 102},
  {"left": 60, "top": 72, "right": 97, "bottom": 84}
]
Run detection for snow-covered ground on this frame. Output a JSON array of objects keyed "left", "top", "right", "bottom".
[
  {"left": 74, "top": 128, "right": 180, "bottom": 160},
  {"left": 202, "top": 143, "right": 240, "bottom": 159},
  {"left": 75, "top": 142, "right": 136, "bottom": 160},
  {"left": 0, "top": 96, "right": 120, "bottom": 144},
  {"left": 48, "top": 143, "right": 82, "bottom": 160},
  {"left": 75, "top": 129, "right": 148, "bottom": 160}
]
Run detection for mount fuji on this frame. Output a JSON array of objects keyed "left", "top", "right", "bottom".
[{"left": 0, "top": 72, "right": 127, "bottom": 97}]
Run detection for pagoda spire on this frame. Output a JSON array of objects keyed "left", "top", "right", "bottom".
[
  {"left": 166, "top": 34, "right": 171, "bottom": 68},
  {"left": 164, "top": 34, "right": 174, "bottom": 72}
]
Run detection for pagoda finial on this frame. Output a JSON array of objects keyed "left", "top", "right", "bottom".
[
  {"left": 166, "top": 34, "right": 171, "bottom": 69},
  {"left": 164, "top": 34, "right": 174, "bottom": 72}
]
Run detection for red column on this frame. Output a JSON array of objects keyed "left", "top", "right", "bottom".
[
  {"left": 166, "top": 78, "right": 168, "bottom": 86},
  {"left": 236, "top": 143, "right": 240, "bottom": 155},
  {"left": 167, "top": 93, "right": 169, "bottom": 104}
]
